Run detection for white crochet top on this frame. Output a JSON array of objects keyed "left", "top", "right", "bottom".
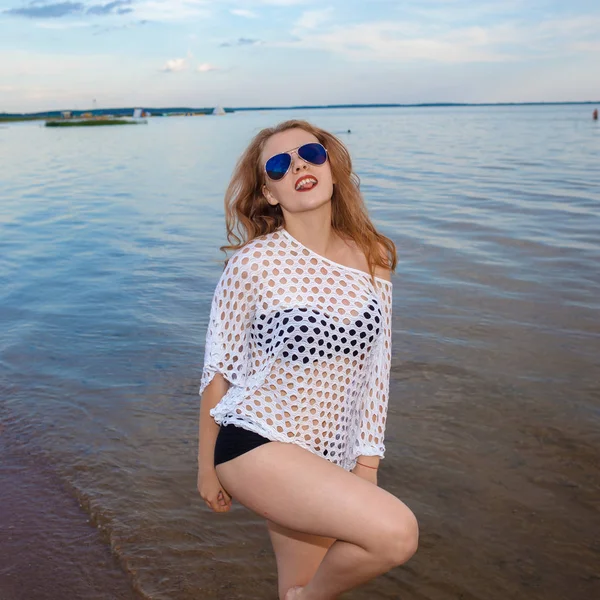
[{"left": 199, "top": 228, "right": 392, "bottom": 471}]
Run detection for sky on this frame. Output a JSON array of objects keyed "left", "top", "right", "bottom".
[{"left": 1, "top": 0, "right": 599, "bottom": 113}]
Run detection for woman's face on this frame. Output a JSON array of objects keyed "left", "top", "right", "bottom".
[{"left": 260, "top": 128, "right": 334, "bottom": 216}]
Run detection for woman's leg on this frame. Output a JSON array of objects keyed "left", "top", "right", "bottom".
[
  {"left": 215, "top": 441, "right": 419, "bottom": 600},
  {"left": 266, "top": 519, "right": 336, "bottom": 600}
]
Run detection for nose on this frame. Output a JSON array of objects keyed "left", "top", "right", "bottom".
[{"left": 291, "top": 151, "right": 308, "bottom": 174}]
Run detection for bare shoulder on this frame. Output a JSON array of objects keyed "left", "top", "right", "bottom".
[
  {"left": 338, "top": 236, "right": 369, "bottom": 273},
  {"left": 374, "top": 263, "right": 392, "bottom": 282},
  {"left": 340, "top": 237, "right": 392, "bottom": 281},
  {"left": 374, "top": 240, "right": 392, "bottom": 281}
]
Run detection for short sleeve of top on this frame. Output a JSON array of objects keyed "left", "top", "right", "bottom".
[
  {"left": 199, "top": 229, "right": 393, "bottom": 472},
  {"left": 199, "top": 249, "right": 257, "bottom": 396},
  {"left": 353, "top": 278, "right": 392, "bottom": 458}
]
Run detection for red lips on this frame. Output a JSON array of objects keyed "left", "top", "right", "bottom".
[{"left": 295, "top": 174, "right": 319, "bottom": 191}]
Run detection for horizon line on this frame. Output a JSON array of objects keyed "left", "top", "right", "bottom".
[{"left": 2, "top": 100, "right": 599, "bottom": 117}]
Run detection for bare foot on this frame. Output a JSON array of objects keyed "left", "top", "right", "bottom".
[{"left": 284, "top": 585, "right": 305, "bottom": 600}]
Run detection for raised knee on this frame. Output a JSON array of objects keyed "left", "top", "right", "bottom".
[{"left": 377, "top": 510, "right": 419, "bottom": 566}]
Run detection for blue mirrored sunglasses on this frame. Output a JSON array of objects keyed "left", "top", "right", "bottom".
[{"left": 264, "top": 143, "right": 328, "bottom": 181}]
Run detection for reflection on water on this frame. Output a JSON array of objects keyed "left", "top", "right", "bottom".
[{"left": 1, "top": 106, "right": 599, "bottom": 599}]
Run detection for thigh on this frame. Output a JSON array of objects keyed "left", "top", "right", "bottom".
[
  {"left": 266, "top": 520, "right": 335, "bottom": 599},
  {"left": 215, "top": 440, "right": 415, "bottom": 553}
]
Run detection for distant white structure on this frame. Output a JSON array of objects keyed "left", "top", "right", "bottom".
[
  {"left": 133, "top": 108, "right": 143, "bottom": 118},
  {"left": 212, "top": 105, "right": 226, "bottom": 116}
]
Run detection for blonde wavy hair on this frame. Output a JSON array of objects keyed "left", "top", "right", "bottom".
[{"left": 222, "top": 119, "right": 397, "bottom": 277}]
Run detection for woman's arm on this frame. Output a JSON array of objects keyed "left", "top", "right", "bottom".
[
  {"left": 198, "top": 373, "right": 229, "bottom": 474},
  {"left": 197, "top": 248, "right": 258, "bottom": 512},
  {"left": 197, "top": 374, "right": 233, "bottom": 512},
  {"left": 352, "top": 455, "right": 380, "bottom": 485},
  {"left": 353, "top": 254, "right": 392, "bottom": 480}
]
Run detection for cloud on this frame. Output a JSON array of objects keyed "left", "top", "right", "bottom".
[
  {"left": 4, "top": 0, "right": 134, "bottom": 19},
  {"left": 282, "top": 21, "right": 507, "bottom": 63},
  {"left": 161, "top": 58, "right": 187, "bottom": 72},
  {"left": 220, "top": 37, "right": 262, "bottom": 47},
  {"left": 229, "top": 8, "right": 256, "bottom": 18},
  {"left": 131, "top": 0, "right": 210, "bottom": 22},
  {"left": 87, "top": 0, "right": 133, "bottom": 16},
  {"left": 281, "top": 15, "right": 600, "bottom": 64},
  {"left": 159, "top": 59, "right": 219, "bottom": 73},
  {"left": 296, "top": 7, "right": 333, "bottom": 30},
  {"left": 3, "top": 0, "right": 210, "bottom": 21},
  {"left": 196, "top": 63, "right": 218, "bottom": 72},
  {"left": 92, "top": 18, "right": 148, "bottom": 33},
  {"left": 4, "top": 2, "right": 85, "bottom": 18}
]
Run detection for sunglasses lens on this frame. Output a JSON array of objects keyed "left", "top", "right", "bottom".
[
  {"left": 298, "top": 143, "right": 327, "bottom": 165},
  {"left": 265, "top": 153, "right": 291, "bottom": 181}
]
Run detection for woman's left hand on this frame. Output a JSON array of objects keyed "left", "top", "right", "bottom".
[{"left": 351, "top": 462, "right": 378, "bottom": 486}]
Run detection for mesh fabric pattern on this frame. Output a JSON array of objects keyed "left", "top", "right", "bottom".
[{"left": 199, "top": 228, "right": 392, "bottom": 471}]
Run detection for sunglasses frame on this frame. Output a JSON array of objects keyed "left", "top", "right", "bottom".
[{"left": 264, "top": 142, "right": 329, "bottom": 182}]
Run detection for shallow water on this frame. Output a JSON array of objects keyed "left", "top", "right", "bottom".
[{"left": 1, "top": 105, "right": 599, "bottom": 599}]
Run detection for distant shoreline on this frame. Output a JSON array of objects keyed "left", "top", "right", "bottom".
[
  {"left": 235, "top": 100, "right": 600, "bottom": 111},
  {"left": 1, "top": 100, "right": 598, "bottom": 121}
]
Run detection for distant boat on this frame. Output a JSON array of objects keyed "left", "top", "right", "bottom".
[{"left": 212, "top": 105, "right": 226, "bottom": 116}]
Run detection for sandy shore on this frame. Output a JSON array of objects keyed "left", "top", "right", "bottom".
[{"left": 0, "top": 431, "right": 139, "bottom": 600}]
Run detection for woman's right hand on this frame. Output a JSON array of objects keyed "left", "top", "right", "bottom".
[{"left": 197, "top": 466, "right": 232, "bottom": 512}]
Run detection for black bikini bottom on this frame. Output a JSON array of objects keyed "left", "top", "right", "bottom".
[{"left": 214, "top": 423, "right": 272, "bottom": 467}]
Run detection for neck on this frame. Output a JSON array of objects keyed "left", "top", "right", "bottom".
[{"left": 281, "top": 203, "right": 336, "bottom": 255}]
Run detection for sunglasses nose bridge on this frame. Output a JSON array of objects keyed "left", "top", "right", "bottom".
[{"left": 290, "top": 149, "right": 308, "bottom": 173}]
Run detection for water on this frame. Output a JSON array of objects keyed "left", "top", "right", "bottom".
[{"left": 1, "top": 106, "right": 599, "bottom": 600}]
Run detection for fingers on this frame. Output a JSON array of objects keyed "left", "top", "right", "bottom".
[
  {"left": 216, "top": 489, "right": 232, "bottom": 511},
  {"left": 210, "top": 499, "right": 231, "bottom": 512},
  {"left": 202, "top": 488, "right": 232, "bottom": 513},
  {"left": 217, "top": 488, "right": 232, "bottom": 505}
]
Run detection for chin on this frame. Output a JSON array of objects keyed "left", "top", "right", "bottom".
[{"left": 283, "top": 189, "right": 333, "bottom": 214}]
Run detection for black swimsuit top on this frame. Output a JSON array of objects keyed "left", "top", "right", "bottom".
[{"left": 250, "top": 299, "right": 382, "bottom": 364}]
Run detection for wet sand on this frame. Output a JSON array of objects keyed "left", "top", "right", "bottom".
[{"left": 0, "top": 428, "right": 139, "bottom": 600}]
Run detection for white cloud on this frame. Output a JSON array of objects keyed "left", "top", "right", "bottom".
[
  {"left": 230, "top": 8, "right": 257, "bottom": 18},
  {"left": 397, "top": 0, "right": 528, "bottom": 24},
  {"left": 197, "top": 63, "right": 219, "bottom": 72},
  {"left": 296, "top": 7, "right": 333, "bottom": 29},
  {"left": 282, "top": 15, "right": 600, "bottom": 64},
  {"left": 282, "top": 21, "right": 509, "bottom": 63},
  {"left": 132, "top": 0, "right": 210, "bottom": 22},
  {"left": 162, "top": 58, "right": 187, "bottom": 72}
]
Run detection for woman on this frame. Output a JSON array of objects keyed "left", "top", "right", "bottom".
[{"left": 197, "top": 120, "right": 419, "bottom": 600}]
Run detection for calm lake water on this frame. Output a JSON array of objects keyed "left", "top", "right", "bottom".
[{"left": 1, "top": 106, "right": 599, "bottom": 600}]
